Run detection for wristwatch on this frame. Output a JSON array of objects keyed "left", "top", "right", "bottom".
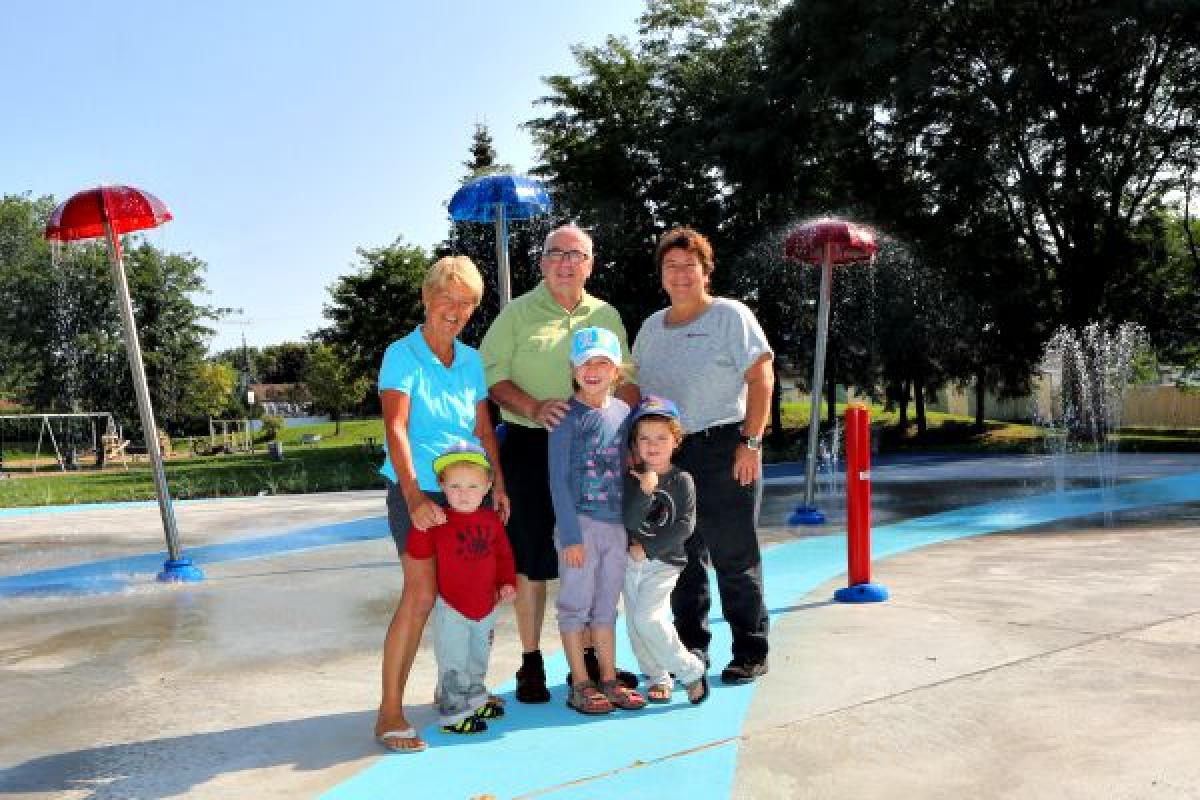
[{"left": 739, "top": 433, "right": 763, "bottom": 451}]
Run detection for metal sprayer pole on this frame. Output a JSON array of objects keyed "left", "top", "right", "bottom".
[
  {"left": 494, "top": 203, "right": 512, "bottom": 308},
  {"left": 803, "top": 243, "right": 835, "bottom": 509},
  {"left": 102, "top": 219, "right": 183, "bottom": 561}
]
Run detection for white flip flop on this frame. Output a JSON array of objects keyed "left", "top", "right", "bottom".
[{"left": 375, "top": 727, "right": 427, "bottom": 753}]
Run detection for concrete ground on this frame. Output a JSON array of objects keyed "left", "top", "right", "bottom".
[
  {"left": 738, "top": 519, "right": 1200, "bottom": 800},
  {"left": 1, "top": 455, "right": 1199, "bottom": 799}
]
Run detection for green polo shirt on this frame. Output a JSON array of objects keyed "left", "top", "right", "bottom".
[{"left": 480, "top": 281, "right": 635, "bottom": 428}]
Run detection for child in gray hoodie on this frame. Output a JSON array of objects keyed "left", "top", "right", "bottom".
[{"left": 622, "top": 395, "right": 709, "bottom": 705}]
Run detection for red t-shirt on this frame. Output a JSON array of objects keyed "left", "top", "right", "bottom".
[{"left": 406, "top": 507, "right": 516, "bottom": 621}]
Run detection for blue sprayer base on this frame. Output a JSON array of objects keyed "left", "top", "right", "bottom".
[
  {"left": 789, "top": 506, "right": 826, "bottom": 525},
  {"left": 834, "top": 583, "right": 889, "bottom": 603},
  {"left": 157, "top": 557, "right": 204, "bottom": 583}
]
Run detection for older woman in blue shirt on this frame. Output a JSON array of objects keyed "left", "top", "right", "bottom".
[{"left": 374, "top": 255, "right": 508, "bottom": 753}]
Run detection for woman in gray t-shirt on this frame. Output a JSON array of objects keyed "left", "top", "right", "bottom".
[{"left": 631, "top": 227, "right": 774, "bottom": 685}]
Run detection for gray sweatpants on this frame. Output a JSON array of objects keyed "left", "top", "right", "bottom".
[
  {"left": 432, "top": 598, "right": 496, "bottom": 725},
  {"left": 623, "top": 555, "right": 705, "bottom": 687},
  {"left": 555, "top": 516, "right": 627, "bottom": 634}
]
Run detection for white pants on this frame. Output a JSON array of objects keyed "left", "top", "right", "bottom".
[
  {"left": 622, "top": 555, "right": 705, "bottom": 687},
  {"left": 432, "top": 598, "right": 495, "bottom": 725}
]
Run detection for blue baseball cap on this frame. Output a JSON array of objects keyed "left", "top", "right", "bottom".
[
  {"left": 630, "top": 394, "right": 681, "bottom": 425},
  {"left": 432, "top": 442, "right": 491, "bottom": 477},
  {"left": 570, "top": 326, "right": 622, "bottom": 367}
]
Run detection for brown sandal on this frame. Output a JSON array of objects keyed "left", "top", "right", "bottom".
[
  {"left": 567, "top": 681, "right": 614, "bottom": 715},
  {"left": 600, "top": 679, "right": 647, "bottom": 710}
]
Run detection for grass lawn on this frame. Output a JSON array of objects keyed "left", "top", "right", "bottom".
[
  {"left": 766, "top": 401, "right": 1046, "bottom": 461},
  {"left": 0, "top": 421, "right": 386, "bottom": 508},
  {"left": 2, "top": 410, "right": 1198, "bottom": 509}
]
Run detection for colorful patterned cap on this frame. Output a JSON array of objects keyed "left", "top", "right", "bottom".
[
  {"left": 570, "top": 326, "right": 622, "bottom": 367},
  {"left": 432, "top": 441, "right": 491, "bottom": 477},
  {"left": 630, "top": 394, "right": 681, "bottom": 425}
]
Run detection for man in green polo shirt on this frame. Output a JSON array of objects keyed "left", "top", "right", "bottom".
[{"left": 481, "top": 223, "right": 640, "bottom": 703}]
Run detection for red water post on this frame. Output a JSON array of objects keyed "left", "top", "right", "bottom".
[
  {"left": 845, "top": 403, "right": 872, "bottom": 584},
  {"left": 835, "top": 403, "right": 887, "bottom": 602}
]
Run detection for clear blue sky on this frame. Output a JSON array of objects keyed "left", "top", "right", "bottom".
[{"left": 0, "top": 1, "right": 644, "bottom": 353}]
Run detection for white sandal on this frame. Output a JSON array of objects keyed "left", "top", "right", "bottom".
[{"left": 375, "top": 727, "right": 427, "bottom": 753}]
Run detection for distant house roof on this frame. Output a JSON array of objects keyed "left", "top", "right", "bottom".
[{"left": 249, "top": 383, "right": 309, "bottom": 400}]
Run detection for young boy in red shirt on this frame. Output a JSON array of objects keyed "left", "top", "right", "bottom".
[{"left": 407, "top": 443, "right": 516, "bottom": 733}]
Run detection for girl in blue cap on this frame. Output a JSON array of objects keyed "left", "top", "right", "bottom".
[{"left": 548, "top": 326, "right": 647, "bottom": 714}]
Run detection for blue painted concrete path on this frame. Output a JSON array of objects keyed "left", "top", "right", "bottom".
[{"left": 0, "top": 516, "right": 388, "bottom": 598}]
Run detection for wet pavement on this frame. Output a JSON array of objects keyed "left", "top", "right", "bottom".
[{"left": 1, "top": 454, "right": 1199, "bottom": 798}]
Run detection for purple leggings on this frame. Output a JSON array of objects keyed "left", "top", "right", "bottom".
[{"left": 556, "top": 516, "right": 627, "bottom": 633}]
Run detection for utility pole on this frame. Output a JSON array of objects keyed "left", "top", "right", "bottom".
[{"left": 240, "top": 331, "right": 251, "bottom": 394}]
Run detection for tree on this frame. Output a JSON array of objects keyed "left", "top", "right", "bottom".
[
  {"left": 305, "top": 344, "right": 370, "bottom": 435},
  {"left": 527, "top": 29, "right": 680, "bottom": 335},
  {"left": 827, "top": 0, "right": 1200, "bottom": 336},
  {"left": 258, "top": 342, "right": 314, "bottom": 384},
  {"left": 526, "top": 0, "right": 1199, "bottom": 434},
  {"left": 314, "top": 239, "right": 429, "bottom": 387},
  {"left": 212, "top": 343, "right": 258, "bottom": 386},
  {"left": 926, "top": 2, "right": 1197, "bottom": 330},
  {"left": 528, "top": 0, "right": 832, "bottom": 428},
  {"left": 0, "top": 193, "right": 57, "bottom": 403},
  {"left": 1119, "top": 205, "right": 1200, "bottom": 371},
  {"left": 181, "top": 361, "right": 237, "bottom": 421},
  {"left": 123, "top": 241, "right": 217, "bottom": 428},
  {"left": 751, "top": 0, "right": 1198, "bottom": 421},
  {"left": 462, "top": 122, "right": 512, "bottom": 179}
]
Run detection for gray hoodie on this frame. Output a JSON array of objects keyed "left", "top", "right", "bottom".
[{"left": 622, "top": 467, "right": 696, "bottom": 568}]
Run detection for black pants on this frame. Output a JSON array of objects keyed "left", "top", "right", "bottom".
[
  {"left": 499, "top": 423, "right": 559, "bottom": 581},
  {"left": 671, "top": 423, "right": 769, "bottom": 665}
]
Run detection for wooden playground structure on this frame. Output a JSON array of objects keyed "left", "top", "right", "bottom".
[{"left": 190, "top": 418, "right": 254, "bottom": 456}]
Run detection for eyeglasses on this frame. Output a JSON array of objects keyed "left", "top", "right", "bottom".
[{"left": 543, "top": 248, "right": 591, "bottom": 264}]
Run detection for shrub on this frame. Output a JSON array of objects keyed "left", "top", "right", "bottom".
[{"left": 260, "top": 415, "right": 285, "bottom": 441}]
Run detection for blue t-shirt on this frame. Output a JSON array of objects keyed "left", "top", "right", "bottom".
[
  {"left": 377, "top": 327, "right": 488, "bottom": 491},
  {"left": 547, "top": 396, "right": 631, "bottom": 547}
]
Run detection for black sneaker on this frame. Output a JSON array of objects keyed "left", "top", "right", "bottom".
[
  {"left": 442, "top": 715, "right": 488, "bottom": 734},
  {"left": 720, "top": 659, "right": 768, "bottom": 685},
  {"left": 515, "top": 651, "right": 551, "bottom": 703}
]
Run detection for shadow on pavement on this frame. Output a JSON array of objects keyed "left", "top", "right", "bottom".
[{"left": 0, "top": 710, "right": 375, "bottom": 799}]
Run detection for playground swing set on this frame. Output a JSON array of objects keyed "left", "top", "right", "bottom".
[
  {"left": 0, "top": 411, "right": 128, "bottom": 474},
  {"left": 0, "top": 412, "right": 260, "bottom": 476}
]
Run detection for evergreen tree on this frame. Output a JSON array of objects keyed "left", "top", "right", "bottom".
[{"left": 462, "top": 123, "right": 510, "bottom": 179}]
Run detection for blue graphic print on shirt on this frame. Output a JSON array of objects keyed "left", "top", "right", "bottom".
[
  {"left": 547, "top": 396, "right": 631, "bottom": 548},
  {"left": 576, "top": 411, "right": 625, "bottom": 516}
]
